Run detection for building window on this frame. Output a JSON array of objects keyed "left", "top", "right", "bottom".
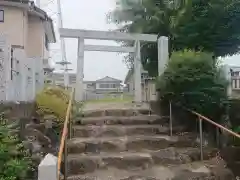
[
  {"left": 233, "top": 72, "right": 239, "bottom": 76},
  {"left": 99, "top": 83, "right": 118, "bottom": 89},
  {"left": 99, "top": 84, "right": 109, "bottom": 88},
  {"left": 0, "top": 10, "right": 4, "bottom": 22},
  {"left": 44, "top": 80, "right": 52, "bottom": 84},
  {"left": 87, "top": 84, "right": 92, "bottom": 88}
]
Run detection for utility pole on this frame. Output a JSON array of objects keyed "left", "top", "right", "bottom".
[{"left": 56, "top": 0, "right": 71, "bottom": 89}]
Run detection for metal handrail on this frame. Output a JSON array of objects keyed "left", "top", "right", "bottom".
[
  {"left": 57, "top": 88, "right": 74, "bottom": 180},
  {"left": 169, "top": 101, "right": 240, "bottom": 160},
  {"left": 190, "top": 109, "right": 240, "bottom": 139}
]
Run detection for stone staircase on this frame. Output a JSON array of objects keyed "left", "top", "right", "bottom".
[{"left": 66, "top": 108, "right": 235, "bottom": 180}]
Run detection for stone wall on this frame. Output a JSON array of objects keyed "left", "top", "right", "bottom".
[
  {"left": 0, "top": 102, "right": 60, "bottom": 179},
  {"left": 221, "top": 147, "right": 240, "bottom": 177},
  {"left": 0, "top": 102, "right": 35, "bottom": 119}
]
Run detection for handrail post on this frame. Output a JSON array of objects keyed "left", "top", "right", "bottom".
[
  {"left": 198, "top": 116, "right": 203, "bottom": 161},
  {"left": 69, "top": 106, "right": 72, "bottom": 139},
  {"left": 216, "top": 127, "right": 220, "bottom": 148},
  {"left": 64, "top": 137, "right": 68, "bottom": 180},
  {"left": 169, "top": 101, "right": 173, "bottom": 136}
]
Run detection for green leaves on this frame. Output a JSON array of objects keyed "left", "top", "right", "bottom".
[
  {"left": 0, "top": 121, "right": 32, "bottom": 180},
  {"left": 36, "top": 87, "right": 70, "bottom": 122},
  {"left": 110, "top": 0, "right": 240, "bottom": 76},
  {"left": 233, "top": 126, "right": 240, "bottom": 133},
  {"left": 157, "top": 50, "right": 228, "bottom": 121}
]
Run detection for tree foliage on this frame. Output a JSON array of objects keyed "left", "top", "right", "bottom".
[
  {"left": 36, "top": 87, "right": 70, "bottom": 122},
  {"left": 109, "top": 0, "right": 240, "bottom": 76},
  {"left": 157, "top": 50, "right": 228, "bottom": 121},
  {"left": 0, "top": 121, "right": 32, "bottom": 180}
]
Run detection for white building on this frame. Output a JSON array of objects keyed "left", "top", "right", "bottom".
[
  {"left": 0, "top": 0, "right": 56, "bottom": 102},
  {"left": 230, "top": 66, "right": 240, "bottom": 93}
]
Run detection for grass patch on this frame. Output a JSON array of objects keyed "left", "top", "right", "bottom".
[{"left": 86, "top": 94, "right": 133, "bottom": 104}]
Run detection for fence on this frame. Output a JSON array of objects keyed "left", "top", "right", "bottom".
[
  {"left": 0, "top": 35, "right": 44, "bottom": 102},
  {"left": 169, "top": 101, "right": 240, "bottom": 160}
]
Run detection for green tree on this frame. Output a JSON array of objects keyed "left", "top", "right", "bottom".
[
  {"left": 157, "top": 50, "right": 228, "bottom": 121},
  {"left": 0, "top": 121, "right": 32, "bottom": 180},
  {"left": 109, "top": 0, "right": 240, "bottom": 76}
]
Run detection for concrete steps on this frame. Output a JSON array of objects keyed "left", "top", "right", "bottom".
[
  {"left": 76, "top": 115, "right": 169, "bottom": 126},
  {"left": 66, "top": 148, "right": 218, "bottom": 176},
  {"left": 72, "top": 124, "right": 185, "bottom": 138},
  {"left": 66, "top": 108, "right": 235, "bottom": 180},
  {"left": 82, "top": 108, "right": 152, "bottom": 118},
  {"left": 67, "top": 135, "right": 199, "bottom": 154},
  {"left": 67, "top": 158, "right": 234, "bottom": 180}
]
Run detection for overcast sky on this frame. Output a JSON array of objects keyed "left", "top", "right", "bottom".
[{"left": 38, "top": 0, "right": 240, "bottom": 81}]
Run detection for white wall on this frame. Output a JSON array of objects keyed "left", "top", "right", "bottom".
[
  {"left": 0, "top": 6, "right": 26, "bottom": 47},
  {"left": 27, "top": 16, "right": 44, "bottom": 58},
  {"left": 0, "top": 36, "right": 11, "bottom": 101}
]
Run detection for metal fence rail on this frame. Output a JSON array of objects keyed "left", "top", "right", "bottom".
[{"left": 169, "top": 101, "right": 240, "bottom": 160}]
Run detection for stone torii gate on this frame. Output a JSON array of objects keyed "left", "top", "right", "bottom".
[{"left": 59, "top": 28, "right": 169, "bottom": 103}]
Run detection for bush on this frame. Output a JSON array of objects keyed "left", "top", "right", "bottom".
[
  {"left": 36, "top": 87, "right": 71, "bottom": 122},
  {"left": 42, "top": 87, "right": 70, "bottom": 103},
  {"left": 157, "top": 50, "right": 228, "bottom": 122},
  {"left": 0, "top": 122, "right": 32, "bottom": 180}
]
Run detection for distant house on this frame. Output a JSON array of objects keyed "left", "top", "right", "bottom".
[
  {"left": 124, "top": 66, "right": 149, "bottom": 95},
  {"left": 124, "top": 66, "right": 157, "bottom": 101},
  {"left": 230, "top": 66, "right": 240, "bottom": 77},
  {"left": 48, "top": 73, "right": 123, "bottom": 93},
  {"left": 229, "top": 66, "right": 240, "bottom": 95},
  {"left": 94, "top": 76, "right": 122, "bottom": 94},
  {"left": 83, "top": 81, "right": 95, "bottom": 92}
]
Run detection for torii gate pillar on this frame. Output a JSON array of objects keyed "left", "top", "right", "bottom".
[
  {"left": 158, "top": 37, "right": 169, "bottom": 76},
  {"left": 76, "top": 38, "right": 84, "bottom": 101},
  {"left": 134, "top": 40, "right": 142, "bottom": 105}
]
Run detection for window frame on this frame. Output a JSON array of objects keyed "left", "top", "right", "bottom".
[
  {"left": 45, "top": 34, "right": 49, "bottom": 50},
  {"left": 0, "top": 10, "right": 4, "bottom": 23},
  {"left": 233, "top": 72, "right": 239, "bottom": 76}
]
